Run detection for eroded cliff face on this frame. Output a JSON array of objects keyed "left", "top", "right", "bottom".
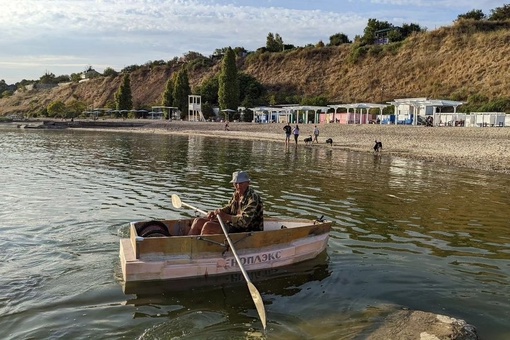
[{"left": 1, "top": 23, "right": 509, "bottom": 116}]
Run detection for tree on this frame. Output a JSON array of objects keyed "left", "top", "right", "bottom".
[
  {"left": 39, "top": 72, "right": 56, "bottom": 84},
  {"left": 182, "top": 51, "right": 205, "bottom": 62},
  {"left": 361, "top": 19, "right": 392, "bottom": 45},
  {"left": 172, "top": 68, "right": 191, "bottom": 119},
  {"left": 201, "top": 102, "right": 215, "bottom": 120},
  {"left": 218, "top": 47, "right": 240, "bottom": 114},
  {"left": 0, "top": 79, "right": 17, "bottom": 96},
  {"left": 70, "top": 73, "right": 82, "bottom": 82},
  {"left": 489, "top": 4, "right": 510, "bottom": 21},
  {"left": 387, "top": 29, "right": 403, "bottom": 42},
  {"left": 238, "top": 73, "right": 266, "bottom": 109},
  {"left": 54, "top": 75, "right": 70, "bottom": 83},
  {"left": 275, "top": 33, "right": 284, "bottom": 51},
  {"left": 115, "top": 73, "right": 133, "bottom": 110},
  {"left": 266, "top": 32, "right": 283, "bottom": 52},
  {"left": 198, "top": 75, "right": 219, "bottom": 104},
  {"left": 328, "top": 33, "right": 351, "bottom": 46},
  {"left": 400, "top": 23, "right": 424, "bottom": 38},
  {"left": 103, "top": 67, "right": 118, "bottom": 77},
  {"left": 266, "top": 33, "right": 276, "bottom": 51},
  {"left": 233, "top": 46, "right": 248, "bottom": 56},
  {"left": 300, "top": 96, "right": 328, "bottom": 106},
  {"left": 457, "top": 9, "right": 486, "bottom": 21},
  {"left": 47, "top": 100, "right": 66, "bottom": 118},
  {"left": 161, "top": 74, "right": 175, "bottom": 107},
  {"left": 66, "top": 100, "right": 87, "bottom": 118}
]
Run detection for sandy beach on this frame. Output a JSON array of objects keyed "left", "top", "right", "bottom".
[
  {"left": 17, "top": 118, "right": 502, "bottom": 174},
  {"left": 105, "top": 120, "right": 507, "bottom": 174}
]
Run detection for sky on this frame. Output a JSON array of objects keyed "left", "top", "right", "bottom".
[{"left": 0, "top": 0, "right": 507, "bottom": 84}]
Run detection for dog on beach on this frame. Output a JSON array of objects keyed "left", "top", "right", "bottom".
[
  {"left": 326, "top": 138, "right": 333, "bottom": 146},
  {"left": 304, "top": 135, "right": 313, "bottom": 145},
  {"left": 373, "top": 140, "right": 383, "bottom": 153}
]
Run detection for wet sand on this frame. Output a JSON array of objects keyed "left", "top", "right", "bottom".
[{"left": 82, "top": 120, "right": 510, "bottom": 174}]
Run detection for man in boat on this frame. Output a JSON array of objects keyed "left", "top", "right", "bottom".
[{"left": 188, "top": 171, "right": 264, "bottom": 235}]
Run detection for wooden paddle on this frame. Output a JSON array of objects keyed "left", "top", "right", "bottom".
[{"left": 171, "top": 194, "right": 267, "bottom": 330}]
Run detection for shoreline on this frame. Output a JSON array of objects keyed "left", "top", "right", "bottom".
[
  {"left": 5, "top": 119, "right": 510, "bottom": 173},
  {"left": 131, "top": 121, "right": 510, "bottom": 174}
]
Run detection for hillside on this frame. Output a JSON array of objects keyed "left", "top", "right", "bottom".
[{"left": 1, "top": 21, "right": 510, "bottom": 116}]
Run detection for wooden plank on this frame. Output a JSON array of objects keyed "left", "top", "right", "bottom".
[{"left": 121, "top": 219, "right": 332, "bottom": 282}]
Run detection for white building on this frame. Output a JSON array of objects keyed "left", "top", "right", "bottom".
[{"left": 387, "top": 98, "right": 464, "bottom": 126}]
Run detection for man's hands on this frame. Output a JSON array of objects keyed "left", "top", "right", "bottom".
[{"left": 209, "top": 209, "right": 232, "bottom": 223}]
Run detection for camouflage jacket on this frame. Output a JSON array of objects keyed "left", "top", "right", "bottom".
[{"left": 219, "top": 186, "right": 264, "bottom": 232}]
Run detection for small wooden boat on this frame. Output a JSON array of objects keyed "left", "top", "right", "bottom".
[
  {"left": 119, "top": 217, "right": 332, "bottom": 283},
  {"left": 122, "top": 250, "right": 330, "bottom": 295}
]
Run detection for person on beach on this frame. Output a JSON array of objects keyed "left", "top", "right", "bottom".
[
  {"left": 188, "top": 171, "right": 264, "bottom": 235},
  {"left": 293, "top": 125, "right": 300, "bottom": 144},
  {"left": 313, "top": 125, "right": 320, "bottom": 143},
  {"left": 283, "top": 123, "right": 292, "bottom": 144}
]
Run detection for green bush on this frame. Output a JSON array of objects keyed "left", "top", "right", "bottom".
[
  {"left": 348, "top": 45, "right": 369, "bottom": 63},
  {"left": 368, "top": 45, "right": 383, "bottom": 57},
  {"left": 479, "top": 98, "right": 510, "bottom": 112},
  {"left": 383, "top": 41, "right": 403, "bottom": 55}
]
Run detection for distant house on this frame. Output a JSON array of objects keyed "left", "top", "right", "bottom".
[{"left": 374, "top": 27, "right": 401, "bottom": 45}]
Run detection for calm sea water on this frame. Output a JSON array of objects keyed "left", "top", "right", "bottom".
[{"left": 0, "top": 128, "right": 509, "bottom": 339}]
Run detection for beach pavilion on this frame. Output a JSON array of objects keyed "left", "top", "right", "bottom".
[
  {"left": 250, "top": 105, "right": 328, "bottom": 124},
  {"left": 282, "top": 105, "right": 330, "bottom": 124},
  {"left": 387, "top": 98, "right": 464, "bottom": 126},
  {"left": 250, "top": 106, "right": 290, "bottom": 123},
  {"left": 327, "top": 103, "right": 390, "bottom": 124}
]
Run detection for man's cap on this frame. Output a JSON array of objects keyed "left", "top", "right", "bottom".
[{"left": 230, "top": 171, "right": 250, "bottom": 184}]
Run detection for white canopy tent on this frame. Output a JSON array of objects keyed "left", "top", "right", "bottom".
[
  {"left": 250, "top": 106, "right": 291, "bottom": 123},
  {"left": 387, "top": 98, "right": 464, "bottom": 126},
  {"left": 281, "top": 105, "right": 329, "bottom": 124},
  {"left": 328, "top": 103, "right": 390, "bottom": 124}
]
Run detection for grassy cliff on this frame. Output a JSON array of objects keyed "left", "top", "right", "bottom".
[{"left": 1, "top": 20, "right": 509, "bottom": 116}]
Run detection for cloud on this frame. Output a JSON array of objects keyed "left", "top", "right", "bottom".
[{"left": 0, "top": 0, "right": 506, "bottom": 83}]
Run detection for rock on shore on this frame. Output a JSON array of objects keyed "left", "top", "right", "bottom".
[{"left": 367, "top": 310, "right": 478, "bottom": 340}]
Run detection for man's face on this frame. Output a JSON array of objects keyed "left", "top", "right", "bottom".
[{"left": 234, "top": 181, "right": 249, "bottom": 194}]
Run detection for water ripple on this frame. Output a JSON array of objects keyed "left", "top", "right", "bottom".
[{"left": 0, "top": 129, "right": 509, "bottom": 339}]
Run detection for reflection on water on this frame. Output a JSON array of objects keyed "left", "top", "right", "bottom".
[
  {"left": 123, "top": 251, "right": 332, "bottom": 335},
  {"left": 0, "top": 129, "right": 509, "bottom": 339}
]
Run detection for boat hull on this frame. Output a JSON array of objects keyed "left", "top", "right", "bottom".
[{"left": 119, "top": 218, "right": 332, "bottom": 283}]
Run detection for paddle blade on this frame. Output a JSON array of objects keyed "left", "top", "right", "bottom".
[
  {"left": 248, "top": 281, "right": 267, "bottom": 330},
  {"left": 171, "top": 194, "right": 182, "bottom": 208}
]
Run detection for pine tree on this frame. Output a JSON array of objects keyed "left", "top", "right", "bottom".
[
  {"left": 162, "top": 75, "right": 175, "bottom": 107},
  {"left": 172, "top": 68, "right": 190, "bottom": 120},
  {"left": 218, "top": 47, "right": 239, "bottom": 116},
  {"left": 266, "top": 33, "right": 283, "bottom": 52},
  {"left": 115, "top": 73, "right": 132, "bottom": 110}
]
